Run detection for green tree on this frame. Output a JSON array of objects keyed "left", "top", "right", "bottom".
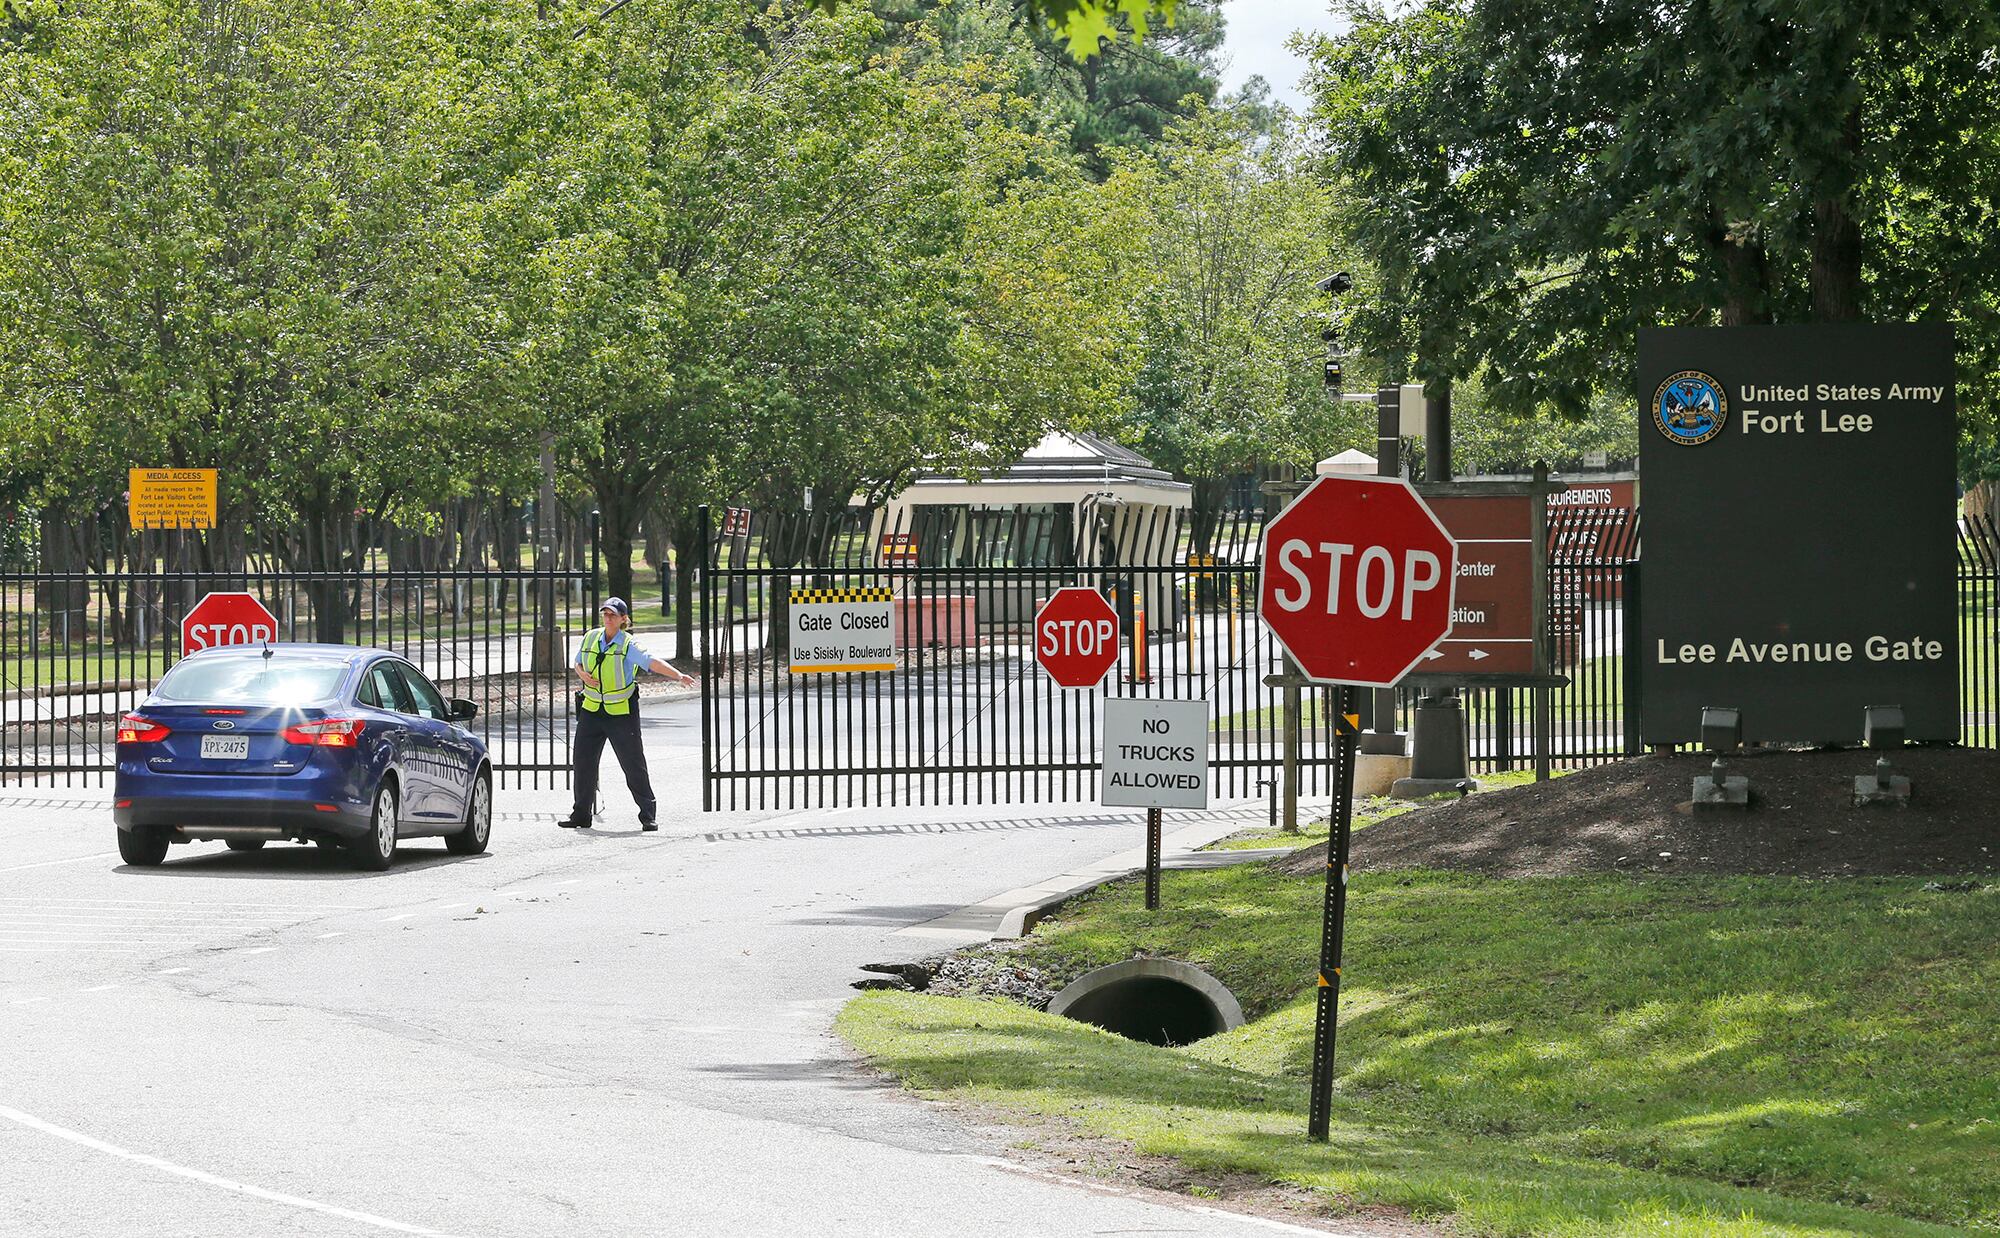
[
  {"left": 878, "top": 0, "right": 1221, "bottom": 177},
  {"left": 0, "top": 0, "right": 535, "bottom": 618},
  {"left": 1303, "top": 0, "right": 2000, "bottom": 437}
]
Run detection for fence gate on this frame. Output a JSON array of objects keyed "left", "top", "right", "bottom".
[
  {"left": 1, "top": 522, "right": 592, "bottom": 787},
  {"left": 698, "top": 501, "right": 1338, "bottom": 810}
]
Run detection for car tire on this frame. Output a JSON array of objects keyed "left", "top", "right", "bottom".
[
  {"left": 350, "top": 783, "right": 399, "bottom": 872},
  {"left": 117, "top": 826, "right": 170, "bottom": 867},
  {"left": 444, "top": 771, "right": 491, "bottom": 856},
  {"left": 225, "top": 839, "right": 266, "bottom": 852}
]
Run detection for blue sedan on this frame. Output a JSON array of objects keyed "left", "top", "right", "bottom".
[{"left": 112, "top": 644, "right": 492, "bottom": 871}]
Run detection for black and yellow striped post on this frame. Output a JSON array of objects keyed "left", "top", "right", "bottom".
[{"left": 1307, "top": 686, "right": 1363, "bottom": 1141}]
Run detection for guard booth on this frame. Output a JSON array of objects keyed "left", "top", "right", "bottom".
[{"left": 872, "top": 430, "right": 1194, "bottom": 636}]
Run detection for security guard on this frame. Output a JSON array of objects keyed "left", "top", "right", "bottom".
[{"left": 560, "top": 597, "right": 695, "bottom": 831}]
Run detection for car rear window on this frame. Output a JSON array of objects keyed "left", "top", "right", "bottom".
[{"left": 153, "top": 656, "right": 350, "bottom": 706}]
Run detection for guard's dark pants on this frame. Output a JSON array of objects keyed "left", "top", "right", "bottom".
[{"left": 571, "top": 706, "right": 656, "bottom": 823}]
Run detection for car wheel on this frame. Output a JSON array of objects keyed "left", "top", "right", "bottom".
[
  {"left": 117, "top": 826, "right": 170, "bottom": 867},
  {"left": 350, "top": 783, "right": 399, "bottom": 872},
  {"left": 444, "top": 772, "right": 491, "bottom": 856},
  {"left": 225, "top": 839, "right": 266, "bottom": 852}
]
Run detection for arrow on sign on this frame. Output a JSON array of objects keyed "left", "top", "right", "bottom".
[
  {"left": 1468, "top": 649, "right": 1489, "bottom": 661},
  {"left": 1422, "top": 650, "right": 1443, "bottom": 660}
]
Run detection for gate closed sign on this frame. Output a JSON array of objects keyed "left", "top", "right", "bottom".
[
  {"left": 788, "top": 586, "right": 896, "bottom": 673},
  {"left": 1101, "top": 698, "right": 1208, "bottom": 809}
]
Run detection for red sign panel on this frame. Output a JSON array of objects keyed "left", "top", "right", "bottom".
[
  {"left": 1418, "top": 494, "right": 1536, "bottom": 676},
  {"left": 1034, "top": 587, "right": 1120, "bottom": 688},
  {"left": 880, "top": 532, "right": 918, "bottom": 566},
  {"left": 1258, "top": 477, "right": 1457, "bottom": 687},
  {"left": 182, "top": 592, "right": 279, "bottom": 654}
]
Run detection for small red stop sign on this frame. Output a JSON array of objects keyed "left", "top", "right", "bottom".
[
  {"left": 1035, "top": 587, "right": 1120, "bottom": 688},
  {"left": 1258, "top": 476, "right": 1457, "bottom": 687},
  {"left": 182, "top": 592, "right": 280, "bottom": 654}
]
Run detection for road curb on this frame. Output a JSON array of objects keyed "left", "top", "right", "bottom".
[{"left": 893, "top": 811, "right": 1303, "bottom": 943}]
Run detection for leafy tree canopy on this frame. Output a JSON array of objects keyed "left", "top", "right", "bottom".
[{"left": 1303, "top": 0, "right": 2000, "bottom": 459}]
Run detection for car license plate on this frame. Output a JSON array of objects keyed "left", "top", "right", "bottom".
[{"left": 200, "top": 735, "right": 250, "bottom": 760}]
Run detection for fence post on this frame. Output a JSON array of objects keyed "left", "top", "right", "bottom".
[
  {"left": 589, "top": 509, "right": 602, "bottom": 597},
  {"left": 1622, "top": 559, "right": 1642, "bottom": 755},
  {"left": 699, "top": 504, "right": 714, "bottom": 813}
]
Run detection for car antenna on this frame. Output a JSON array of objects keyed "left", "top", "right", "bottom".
[{"left": 262, "top": 638, "right": 274, "bottom": 663}]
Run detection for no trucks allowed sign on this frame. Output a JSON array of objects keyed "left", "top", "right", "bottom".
[{"left": 1101, "top": 698, "right": 1208, "bottom": 810}]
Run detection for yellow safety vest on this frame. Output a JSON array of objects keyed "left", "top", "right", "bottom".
[{"left": 581, "top": 628, "right": 636, "bottom": 715}]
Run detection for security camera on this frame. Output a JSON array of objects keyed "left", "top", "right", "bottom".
[{"left": 1316, "top": 272, "right": 1353, "bottom": 295}]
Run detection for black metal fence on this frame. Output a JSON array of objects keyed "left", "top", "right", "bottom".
[
  {"left": 1462, "top": 506, "right": 1642, "bottom": 773},
  {"left": 700, "top": 498, "right": 2000, "bottom": 803},
  {"left": 699, "top": 499, "right": 1341, "bottom": 810},
  {"left": 1, "top": 520, "right": 592, "bottom": 786}
]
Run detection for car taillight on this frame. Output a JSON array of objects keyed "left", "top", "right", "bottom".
[
  {"left": 281, "top": 718, "right": 367, "bottom": 747},
  {"left": 117, "top": 715, "right": 171, "bottom": 744}
]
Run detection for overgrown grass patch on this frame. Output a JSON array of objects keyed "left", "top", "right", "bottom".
[{"left": 839, "top": 865, "right": 2000, "bottom": 1235}]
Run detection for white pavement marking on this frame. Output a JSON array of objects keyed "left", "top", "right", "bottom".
[
  {"left": 81, "top": 984, "right": 119, "bottom": 992},
  {"left": 0, "top": 853, "right": 120, "bottom": 874},
  {"left": 237, "top": 947, "right": 277, "bottom": 955},
  {"left": 316, "top": 932, "right": 346, "bottom": 940},
  {"left": 10, "top": 997, "right": 49, "bottom": 1005},
  {"left": 157, "top": 967, "right": 188, "bottom": 975},
  {"left": 382, "top": 913, "right": 418, "bottom": 922},
  {"left": 0, "top": 1104, "right": 471, "bottom": 1238}
]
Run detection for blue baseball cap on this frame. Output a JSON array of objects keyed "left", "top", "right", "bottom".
[{"left": 599, "top": 597, "right": 630, "bottom": 617}]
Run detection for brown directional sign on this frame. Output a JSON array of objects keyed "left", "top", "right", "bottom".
[
  {"left": 1417, "top": 493, "right": 1536, "bottom": 676},
  {"left": 1402, "top": 474, "right": 1563, "bottom": 689}
]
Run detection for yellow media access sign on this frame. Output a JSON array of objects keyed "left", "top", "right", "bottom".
[{"left": 129, "top": 468, "right": 218, "bottom": 530}]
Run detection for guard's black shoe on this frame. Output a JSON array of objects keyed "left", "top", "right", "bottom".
[
  {"left": 640, "top": 819, "right": 658, "bottom": 832},
  {"left": 557, "top": 817, "right": 588, "bottom": 829}
]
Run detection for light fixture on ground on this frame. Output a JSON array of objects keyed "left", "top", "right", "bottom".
[
  {"left": 1691, "top": 705, "right": 1749, "bottom": 811},
  {"left": 1853, "top": 705, "right": 1911, "bottom": 806}
]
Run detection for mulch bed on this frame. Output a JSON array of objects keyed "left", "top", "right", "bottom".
[{"left": 1280, "top": 747, "right": 2000, "bottom": 878}]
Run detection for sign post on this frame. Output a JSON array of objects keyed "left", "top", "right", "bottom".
[
  {"left": 1102, "top": 697, "right": 1208, "bottom": 910},
  {"left": 1257, "top": 475, "right": 1457, "bottom": 1141}
]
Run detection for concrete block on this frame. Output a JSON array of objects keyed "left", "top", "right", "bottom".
[
  {"left": 1390, "top": 776, "right": 1476, "bottom": 801},
  {"left": 1852, "top": 774, "right": 1912, "bottom": 807},
  {"left": 1691, "top": 774, "right": 1750, "bottom": 811},
  {"left": 1355, "top": 753, "right": 1410, "bottom": 798}
]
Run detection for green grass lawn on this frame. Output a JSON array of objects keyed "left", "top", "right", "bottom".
[{"left": 841, "top": 865, "right": 2000, "bottom": 1235}]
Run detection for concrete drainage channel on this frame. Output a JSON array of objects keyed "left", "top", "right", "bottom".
[{"left": 856, "top": 955, "right": 1245, "bottom": 1048}]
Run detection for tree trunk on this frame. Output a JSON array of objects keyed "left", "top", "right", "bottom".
[
  {"left": 1810, "top": 104, "right": 1865, "bottom": 323},
  {"left": 1711, "top": 226, "right": 1773, "bottom": 326},
  {"left": 642, "top": 505, "right": 670, "bottom": 619},
  {"left": 671, "top": 512, "right": 701, "bottom": 664}
]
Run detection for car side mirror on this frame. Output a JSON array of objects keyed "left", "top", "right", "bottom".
[{"left": 446, "top": 698, "right": 478, "bottom": 723}]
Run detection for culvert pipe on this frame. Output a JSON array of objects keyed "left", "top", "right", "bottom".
[{"left": 1047, "top": 958, "right": 1244, "bottom": 1046}]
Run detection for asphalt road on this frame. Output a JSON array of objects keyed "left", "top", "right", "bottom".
[{"left": 1, "top": 695, "right": 1332, "bottom": 1238}]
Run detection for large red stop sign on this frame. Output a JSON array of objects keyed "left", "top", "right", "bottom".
[
  {"left": 1258, "top": 477, "right": 1457, "bottom": 687},
  {"left": 182, "top": 591, "right": 280, "bottom": 654},
  {"left": 1035, "top": 587, "right": 1120, "bottom": 688}
]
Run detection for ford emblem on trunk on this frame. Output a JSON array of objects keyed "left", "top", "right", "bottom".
[{"left": 211, "top": 720, "right": 236, "bottom": 730}]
